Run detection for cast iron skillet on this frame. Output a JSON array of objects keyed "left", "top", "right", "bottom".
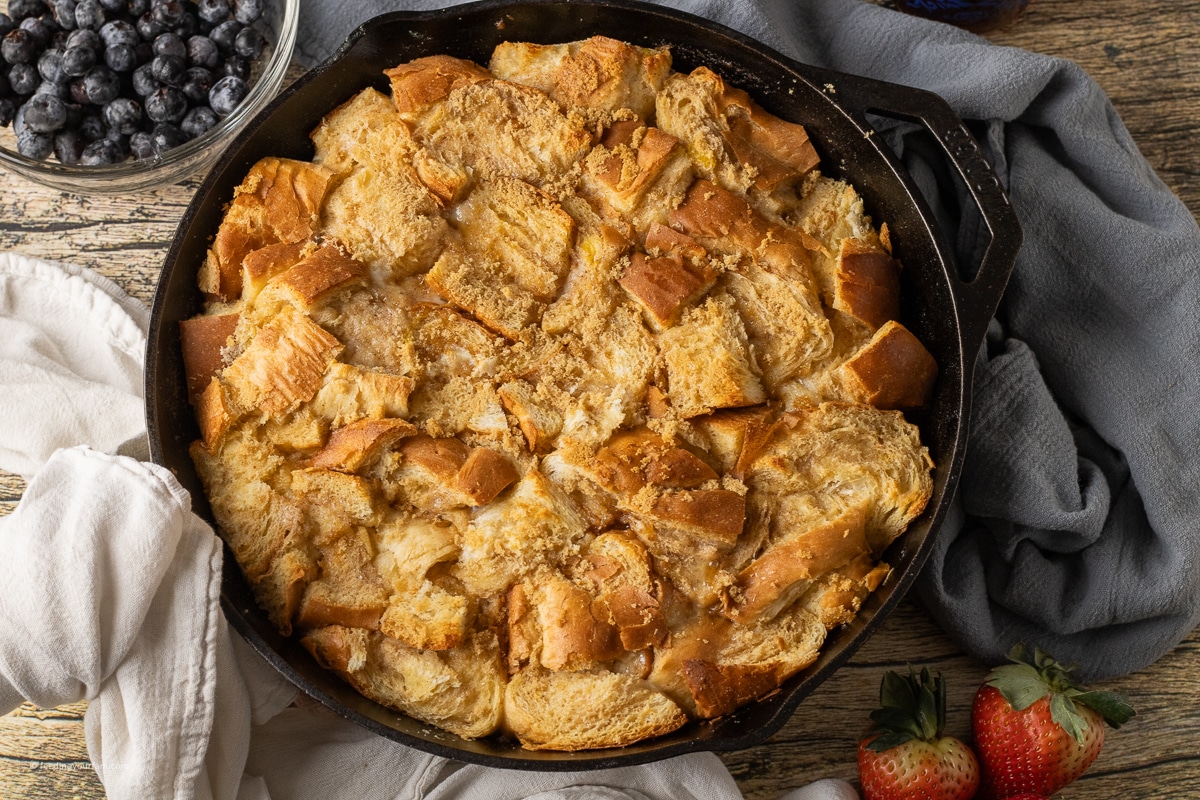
[{"left": 146, "top": 0, "right": 1021, "bottom": 770}]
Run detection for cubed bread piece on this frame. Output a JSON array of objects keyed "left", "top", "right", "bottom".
[
  {"left": 454, "top": 468, "right": 589, "bottom": 596},
  {"left": 536, "top": 576, "right": 624, "bottom": 670},
  {"left": 179, "top": 312, "right": 239, "bottom": 401},
  {"left": 620, "top": 248, "right": 716, "bottom": 331},
  {"left": 310, "top": 86, "right": 414, "bottom": 177},
  {"left": 392, "top": 435, "right": 518, "bottom": 510},
  {"left": 297, "top": 529, "right": 390, "bottom": 631},
  {"left": 380, "top": 580, "right": 471, "bottom": 651},
  {"left": 659, "top": 293, "right": 765, "bottom": 418},
  {"left": 302, "top": 627, "right": 506, "bottom": 740},
  {"left": 308, "top": 362, "right": 414, "bottom": 428},
  {"left": 489, "top": 36, "right": 671, "bottom": 119},
  {"left": 833, "top": 238, "right": 901, "bottom": 331},
  {"left": 656, "top": 67, "right": 818, "bottom": 196},
  {"left": 504, "top": 666, "right": 686, "bottom": 751},
  {"left": 798, "top": 553, "right": 891, "bottom": 630},
  {"left": 321, "top": 163, "right": 449, "bottom": 279},
  {"left": 384, "top": 54, "right": 493, "bottom": 122},
  {"left": 205, "top": 158, "right": 335, "bottom": 301},
  {"left": 723, "top": 504, "right": 869, "bottom": 622},
  {"left": 540, "top": 194, "right": 630, "bottom": 335},
  {"left": 790, "top": 175, "right": 881, "bottom": 302},
  {"left": 690, "top": 406, "right": 778, "bottom": 479},
  {"left": 652, "top": 605, "right": 825, "bottom": 718},
  {"left": 413, "top": 79, "right": 593, "bottom": 189},
  {"left": 241, "top": 240, "right": 312, "bottom": 304},
  {"left": 669, "top": 179, "right": 816, "bottom": 281},
  {"left": 261, "top": 243, "right": 369, "bottom": 310},
  {"left": 425, "top": 239, "right": 543, "bottom": 339},
  {"left": 722, "top": 262, "right": 832, "bottom": 391},
  {"left": 578, "top": 532, "right": 668, "bottom": 651},
  {"left": 194, "top": 378, "right": 235, "bottom": 449},
  {"left": 427, "top": 178, "right": 575, "bottom": 337},
  {"left": 833, "top": 320, "right": 938, "bottom": 411},
  {"left": 289, "top": 467, "right": 381, "bottom": 537},
  {"left": 498, "top": 380, "right": 566, "bottom": 453},
  {"left": 583, "top": 123, "right": 685, "bottom": 213},
  {"left": 222, "top": 307, "right": 343, "bottom": 417},
  {"left": 309, "top": 417, "right": 418, "bottom": 473},
  {"left": 746, "top": 402, "right": 933, "bottom": 553}
]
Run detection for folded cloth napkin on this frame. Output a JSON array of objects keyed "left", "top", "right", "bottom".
[
  {"left": 297, "top": 0, "right": 1200, "bottom": 680},
  {"left": 0, "top": 250, "right": 854, "bottom": 798}
]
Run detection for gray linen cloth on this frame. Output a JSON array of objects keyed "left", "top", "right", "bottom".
[{"left": 296, "top": 0, "right": 1200, "bottom": 680}]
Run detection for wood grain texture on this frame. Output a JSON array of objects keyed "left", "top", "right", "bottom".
[{"left": 1, "top": 2, "right": 1197, "bottom": 798}]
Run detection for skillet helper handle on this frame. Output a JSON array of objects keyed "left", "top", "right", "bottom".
[{"left": 828, "top": 73, "right": 1023, "bottom": 352}]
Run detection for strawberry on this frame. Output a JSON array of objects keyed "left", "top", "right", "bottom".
[
  {"left": 858, "top": 667, "right": 980, "bottom": 800},
  {"left": 971, "top": 644, "right": 1135, "bottom": 799}
]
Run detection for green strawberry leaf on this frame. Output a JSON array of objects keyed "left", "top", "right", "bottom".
[
  {"left": 986, "top": 663, "right": 1050, "bottom": 711},
  {"left": 869, "top": 706, "right": 923, "bottom": 737},
  {"left": 916, "top": 675, "right": 939, "bottom": 739},
  {"left": 1074, "top": 690, "right": 1137, "bottom": 728},
  {"left": 1049, "top": 690, "right": 1089, "bottom": 744},
  {"left": 880, "top": 669, "right": 917, "bottom": 716},
  {"left": 864, "top": 729, "right": 916, "bottom": 753}
]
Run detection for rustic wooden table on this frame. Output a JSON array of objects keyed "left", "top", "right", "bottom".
[{"left": 1, "top": 1, "right": 1197, "bottom": 797}]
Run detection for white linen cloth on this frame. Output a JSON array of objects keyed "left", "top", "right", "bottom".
[{"left": 0, "top": 251, "right": 856, "bottom": 796}]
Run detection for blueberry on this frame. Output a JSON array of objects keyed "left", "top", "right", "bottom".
[
  {"left": 82, "top": 64, "right": 119, "bottom": 103},
  {"left": 19, "top": 16, "right": 59, "bottom": 48},
  {"left": 207, "top": 72, "right": 244, "bottom": 117},
  {"left": 144, "top": 84, "right": 184, "bottom": 122},
  {"left": 51, "top": 0, "right": 77, "bottom": 30},
  {"left": 127, "top": 0, "right": 150, "bottom": 17},
  {"left": 8, "top": 0, "right": 49, "bottom": 22},
  {"left": 73, "top": 0, "right": 106, "bottom": 31},
  {"left": 180, "top": 102, "right": 215, "bottom": 138},
  {"left": 173, "top": 10, "right": 198, "bottom": 39},
  {"left": 18, "top": 128, "right": 56, "bottom": 158},
  {"left": 99, "top": 18, "right": 136, "bottom": 47},
  {"left": 232, "top": 25, "right": 263, "bottom": 60},
  {"left": 33, "top": 78, "right": 69, "bottom": 99},
  {"left": 9, "top": 62, "right": 41, "bottom": 94},
  {"left": 102, "top": 94, "right": 140, "bottom": 131},
  {"left": 130, "top": 61, "right": 157, "bottom": 94},
  {"left": 68, "top": 75, "right": 89, "bottom": 102},
  {"left": 104, "top": 42, "right": 136, "bottom": 71},
  {"left": 207, "top": 18, "right": 238, "bottom": 51},
  {"left": 149, "top": 120, "right": 185, "bottom": 153},
  {"left": 0, "top": 97, "right": 15, "bottom": 126},
  {"left": 135, "top": 11, "right": 166, "bottom": 40},
  {"left": 78, "top": 108, "right": 105, "bottom": 139},
  {"left": 150, "top": 0, "right": 183, "bottom": 27},
  {"left": 179, "top": 65, "right": 211, "bottom": 102},
  {"left": 149, "top": 52, "right": 183, "bottom": 84},
  {"left": 232, "top": 0, "right": 261, "bottom": 25},
  {"left": 97, "top": 0, "right": 125, "bottom": 11},
  {"left": 186, "top": 33, "right": 216, "bottom": 68},
  {"left": 129, "top": 128, "right": 153, "bottom": 158},
  {"left": 64, "top": 27, "right": 99, "bottom": 50},
  {"left": 2, "top": 29, "right": 39, "bottom": 64},
  {"left": 60, "top": 44, "right": 96, "bottom": 76},
  {"left": 195, "top": 0, "right": 229, "bottom": 25},
  {"left": 51, "top": 28, "right": 71, "bottom": 49},
  {"left": 219, "top": 55, "right": 247, "bottom": 80},
  {"left": 37, "top": 48, "right": 66, "bottom": 83},
  {"left": 22, "top": 91, "right": 67, "bottom": 130},
  {"left": 152, "top": 31, "right": 184, "bottom": 58},
  {"left": 0, "top": 14, "right": 14, "bottom": 39},
  {"left": 53, "top": 127, "right": 86, "bottom": 163},
  {"left": 80, "top": 135, "right": 122, "bottom": 164}
]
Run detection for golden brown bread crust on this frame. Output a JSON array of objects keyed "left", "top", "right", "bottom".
[{"left": 186, "top": 39, "right": 936, "bottom": 750}]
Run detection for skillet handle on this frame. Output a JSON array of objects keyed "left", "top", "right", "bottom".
[{"left": 823, "top": 73, "right": 1023, "bottom": 353}]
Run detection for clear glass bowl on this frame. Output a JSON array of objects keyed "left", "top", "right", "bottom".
[{"left": 0, "top": 0, "right": 299, "bottom": 195}]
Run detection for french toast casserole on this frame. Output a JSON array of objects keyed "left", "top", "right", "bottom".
[{"left": 180, "top": 36, "right": 937, "bottom": 751}]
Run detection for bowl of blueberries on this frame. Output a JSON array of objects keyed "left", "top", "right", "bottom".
[{"left": 0, "top": 0, "right": 297, "bottom": 193}]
